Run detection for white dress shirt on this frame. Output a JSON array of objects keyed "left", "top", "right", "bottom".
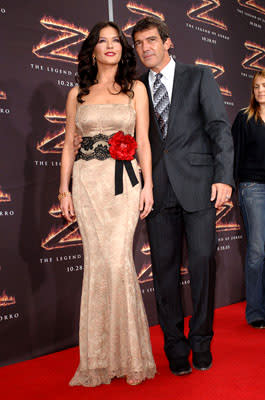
[{"left": 148, "top": 56, "right": 176, "bottom": 103}]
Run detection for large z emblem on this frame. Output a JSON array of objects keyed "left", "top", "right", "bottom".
[
  {"left": 187, "top": 0, "right": 228, "bottom": 30},
  {"left": 238, "top": 0, "right": 265, "bottom": 15},
  {"left": 42, "top": 204, "right": 82, "bottom": 250},
  {"left": 242, "top": 41, "right": 265, "bottom": 71},
  {"left": 33, "top": 17, "right": 89, "bottom": 64}
]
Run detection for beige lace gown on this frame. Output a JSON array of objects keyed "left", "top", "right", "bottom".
[{"left": 70, "top": 102, "right": 156, "bottom": 387}]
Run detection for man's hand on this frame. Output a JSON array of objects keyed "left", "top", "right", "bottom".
[
  {"left": 139, "top": 185, "right": 154, "bottom": 220},
  {"left": 73, "top": 132, "right": 82, "bottom": 155},
  {"left": 211, "top": 183, "right": 232, "bottom": 209}
]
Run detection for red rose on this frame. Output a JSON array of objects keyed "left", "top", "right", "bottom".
[{"left": 108, "top": 131, "right": 137, "bottom": 161}]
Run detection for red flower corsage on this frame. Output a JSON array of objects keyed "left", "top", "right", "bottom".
[
  {"left": 108, "top": 131, "right": 137, "bottom": 161},
  {"left": 108, "top": 131, "right": 139, "bottom": 196}
]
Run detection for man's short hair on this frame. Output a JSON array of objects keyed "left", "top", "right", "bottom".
[{"left": 132, "top": 16, "right": 169, "bottom": 43}]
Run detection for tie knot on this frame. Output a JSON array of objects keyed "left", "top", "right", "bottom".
[{"left": 155, "top": 72, "right": 163, "bottom": 82}]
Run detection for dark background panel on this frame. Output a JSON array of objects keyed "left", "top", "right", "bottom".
[{"left": 1, "top": 0, "right": 265, "bottom": 366}]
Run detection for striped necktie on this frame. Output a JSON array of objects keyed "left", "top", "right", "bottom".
[{"left": 153, "top": 72, "right": 170, "bottom": 139}]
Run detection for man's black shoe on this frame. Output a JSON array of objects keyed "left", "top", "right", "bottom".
[
  {"left": 192, "top": 351, "right": 212, "bottom": 371},
  {"left": 169, "top": 357, "right": 192, "bottom": 376},
  {"left": 250, "top": 320, "right": 265, "bottom": 329}
]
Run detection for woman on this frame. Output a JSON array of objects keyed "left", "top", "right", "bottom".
[
  {"left": 59, "top": 21, "right": 156, "bottom": 386},
  {"left": 232, "top": 69, "right": 265, "bottom": 329}
]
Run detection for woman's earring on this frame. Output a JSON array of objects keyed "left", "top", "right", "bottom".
[{"left": 92, "top": 55, "right": 96, "bottom": 66}]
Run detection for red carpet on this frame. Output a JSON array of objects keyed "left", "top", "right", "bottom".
[{"left": 1, "top": 301, "right": 265, "bottom": 400}]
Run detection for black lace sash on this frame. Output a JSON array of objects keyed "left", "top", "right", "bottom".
[{"left": 75, "top": 134, "right": 112, "bottom": 161}]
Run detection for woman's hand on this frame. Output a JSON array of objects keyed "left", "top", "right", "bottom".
[
  {"left": 60, "top": 194, "right": 75, "bottom": 222},
  {"left": 139, "top": 185, "right": 154, "bottom": 219}
]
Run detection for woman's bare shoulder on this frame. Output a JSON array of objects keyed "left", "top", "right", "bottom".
[
  {"left": 133, "top": 79, "right": 146, "bottom": 90},
  {"left": 67, "top": 86, "right": 79, "bottom": 102},
  {"left": 66, "top": 86, "right": 79, "bottom": 113},
  {"left": 132, "top": 80, "right": 147, "bottom": 97}
]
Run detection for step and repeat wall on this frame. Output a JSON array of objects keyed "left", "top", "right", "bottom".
[{"left": 0, "top": 0, "right": 264, "bottom": 366}]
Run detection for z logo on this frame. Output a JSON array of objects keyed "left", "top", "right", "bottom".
[
  {"left": 42, "top": 204, "right": 82, "bottom": 250},
  {"left": 195, "top": 59, "right": 232, "bottom": 96},
  {"left": 33, "top": 17, "right": 89, "bottom": 64},
  {"left": 187, "top": 0, "right": 228, "bottom": 30},
  {"left": 242, "top": 41, "right": 265, "bottom": 71},
  {"left": 216, "top": 201, "right": 240, "bottom": 232},
  {"left": 0, "top": 290, "right": 16, "bottom": 307},
  {"left": 37, "top": 110, "right": 65, "bottom": 154},
  {"left": 138, "top": 244, "right": 153, "bottom": 283},
  {"left": 0, "top": 91, "right": 7, "bottom": 100},
  {"left": 138, "top": 264, "right": 153, "bottom": 283},
  {"left": 0, "top": 187, "right": 11, "bottom": 202},
  {"left": 238, "top": 0, "right": 265, "bottom": 15},
  {"left": 122, "top": 2, "right": 164, "bottom": 37}
]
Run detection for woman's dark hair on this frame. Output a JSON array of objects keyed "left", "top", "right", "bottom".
[
  {"left": 132, "top": 16, "right": 169, "bottom": 43},
  {"left": 76, "top": 21, "right": 136, "bottom": 103},
  {"left": 244, "top": 69, "right": 265, "bottom": 123}
]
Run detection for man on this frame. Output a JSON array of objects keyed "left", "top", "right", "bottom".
[{"left": 131, "top": 17, "right": 234, "bottom": 376}]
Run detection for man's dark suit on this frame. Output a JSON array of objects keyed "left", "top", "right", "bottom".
[{"left": 141, "top": 61, "right": 234, "bottom": 361}]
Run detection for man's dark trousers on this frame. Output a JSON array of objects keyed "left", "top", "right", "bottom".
[{"left": 146, "top": 160, "right": 217, "bottom": 361}]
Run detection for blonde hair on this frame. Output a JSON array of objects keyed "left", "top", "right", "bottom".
[{"left": 244, "top": 69, "right": 265, "bottom": 122}]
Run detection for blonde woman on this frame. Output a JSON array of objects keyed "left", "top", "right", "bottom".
[{"left": 232, "top": 69, "right": 265, "bottom": 329}]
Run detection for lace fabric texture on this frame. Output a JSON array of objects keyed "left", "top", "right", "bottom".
[
  {"left": 75, "top": 133, "right": 112, "bottom": 161},
  {"left": 70, "top": 103, "right": 156, "bottom": 387}
]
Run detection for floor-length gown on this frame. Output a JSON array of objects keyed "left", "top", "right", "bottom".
[{"left": 69, "top": 100, "right": 156, "bottom": 387}]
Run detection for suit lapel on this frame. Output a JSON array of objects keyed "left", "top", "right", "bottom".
[{"left": 167, "top": 62, "right": 187, "bottom": 137}]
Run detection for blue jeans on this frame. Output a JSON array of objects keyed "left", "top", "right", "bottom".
[{"left": 239, "top": 182, "right": 265, "bottom": 324}]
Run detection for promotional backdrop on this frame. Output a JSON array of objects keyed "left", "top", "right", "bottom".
[{"left": 1, "top": 0, "right": 264, "bottom": 366}]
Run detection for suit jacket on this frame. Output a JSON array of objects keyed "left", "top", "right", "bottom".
[{"left": 141, "top": 61, "right": 235, "bottom": 212}]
